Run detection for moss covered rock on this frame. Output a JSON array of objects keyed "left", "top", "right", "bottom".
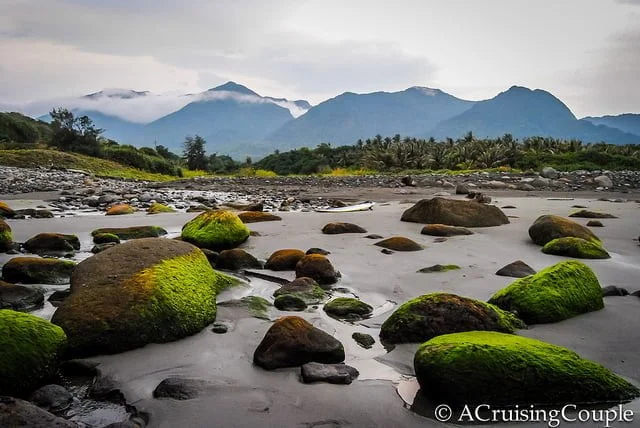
[
  {"left": 92, "top": 233, "right": 120, "bottom": 244},
  {"left": 414, "top": 331, "right": 639, "bottom": 406},
  {"left": 105, "top": 204, "right": 136, "bottom": 215},
  {"left": 417, "top": 264, "right": 460, "bottom": 273},
  {"left": 324, "top": 297, "right": 373, "bottom": 319},
  {"left": 0, "top": 280, "right": 44, "bottom": 311},
  {"left": 401, "top": 197, "right": 509, "bottom": 227},
  {"left": 218, "top": 296, "right": 271, "bottom": 320},
  {"left": 0, "top": 218, "right": 12, "bottom": 252},
  {"left": 0, "top": 201, "right": 16, "bottom": 218},
  {"left": 147, "top": 202, "right": 175, "bottom": 214},
  {"left": 91, "top": 226, "right": 167, "bottom": 240},
  {"left": 2, "top": 257, "right": 76, "bottom": 285},
  {"left": 238, "top": 211, "right": 282, "bottom": 223},
  {"left": 215, "top": 249, "right": 262, "bottom": 270},
  {"left": 420, "top": 224, "right": 474, "bottom": 237},
  {"left": 542, "top": 237, "right": 611, "bottom": 259},
  {"left": 352, "top": 332, "right": 375, "bottom": 349},
  {"left": 265, "top": 249, "right": 306, "bottom": 271},
  {"left": 181, "top": 210, "right": 250, "bottom": 251},
  {"left": 569, "top": 210, "right": 617, "bottom": 219},
  {"left": 273, "top": 277, "right": 327, "bottom": 304},
  {"left": 0, "top": 310, "right": 67, "bottom": 396},
  {"left": 23, "top": 233, "right": 80, "bottom": 256},
  {"left": 380, "top": 293, "right": 524, "bottom": 344},
  {"left": 528, "top": 215, "right": 600, "bottom": 246},
  {"left": 321, "top": 222, "right": 367, "bottom": 234},
  {"left": 274, "top": 294, "right": 307, "bottom": 311},
  {"left": 374, "top": 236, "right": 423, "bottom": 252},
  {"left": 51, "top": 238, "right": 236, "bottom": 357},
  {"left": 253, "top": 316, "right": 345, "bottom": 370},
  {"left": 489, "top": 260, "right": 603, "bottom": 324},
  {"left": 295, "top": 254, "right": 340, "bottom": 287}
]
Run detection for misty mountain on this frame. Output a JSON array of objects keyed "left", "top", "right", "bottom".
[
  {"left": 429, "top": 86, "right": 640, "bottom": 144},
  {"left": 267, "top": 87, "right": 475, "bottom": 148},
  {"left": 582, "top": 114, "right": 640, "bottom": 138}
]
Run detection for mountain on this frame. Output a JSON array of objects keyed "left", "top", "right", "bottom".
[
  {"left": 83, "top": 88, "right": 150, "bottom": 100},
  {"left": 582, "top": 114, "right": 640, "bottom": 137},
  {"left": 430, "top": 86, "right": 640, "bottom": 144},
  {"left": 267, "top": 87, "right": 475, "bottom": 148}
]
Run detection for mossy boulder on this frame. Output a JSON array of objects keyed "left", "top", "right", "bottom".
[
  {"left": 23, "top": 233, "right": 80, "bottom": 256},
  {"left": 0, "top": 219, "right": 12, "bottom": 252},
  {"left": 417, "top": 264, "right": 460, "bottom": 273},
  {"left": 274, "top": 294, "right": 307, "bottom": 311},
  {"left": 0, "top": 280, "right": 44, "bottom": 311},
  {"left": 528, "top": 215, "right": 600, "bottom": 246},
  {"left": 380, "top": 293, "right": 524, "bottom": 344},
  {"left": 273, "top": 277, "right": 327, "bottom": 304},
  {"left": 495, "top": 260, "right": 536, "bottom": 278},
  {"left": 215, "top": 249, "right": 262, "bottom": 270},
  {"left": 265, "top": 249, "right": 306, "bottom": 270},
  {"left": 414, "top": 331, "right": 639, "bottom": 406},
  {"left": 2, "top": 257, "right": 76, "bottom": 285},
  {"left": 238, "top": 211, "right": 282, "bottom": 223},
  {"left": 542, "top": 237, "right": 611, "bottom": 259},
  {"left": 489, "top": 260, "right": 604, "bottom": 324},
  {"left": 0, "top": 310, "right": 67, "bottom": 396},
  {"left": 321, "top": 222, "right": 367, "bottom": 234},
  {"left": 295, "top": 254, "right": 340, "bottom": 287},
  {"left": 91, "top": 226, "right": 167, "bottom": 240},
  {"left": 401, "top": 197, "right": 509, "bottom": 227},
  {"left": 181, "top": 210, "right": 250, "bottom": 251},
  {"left": 0, "top": 201, "right": 16, "bottom": 218},
  {"left": 147, "top": 202, "right": 175, "bottom": 214},
  {"left": 352, "top": 332, "right": 375, "bottom": 349},
  {"left": 105, "top": 204, "right": 136, "bottom": 215},
  {"left": 420, "top": 224, "right": 474, "bottom": 237},
  {"left": 569, "top": 210, "right": 617, "bottom": 219},
  {"left": 324, "top": 297, "right": 373, "bottom": 319},
  {"left": 51, "top": 238, "right": 236, "bottom": 357},
  {"left": 374, "top": 236, "right": 423, "bottom": 252},
  {"left": 253, "top": 316, "right": 345, "bottom": 370},
  {"left": 92, "top": 233, "right": 120, "bottom": 245}
]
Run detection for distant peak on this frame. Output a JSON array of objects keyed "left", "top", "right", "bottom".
[
  {"left": 408, "top": 86, "right": 443, "bottom": 96},
  {"left": 84, "top": 88, "right": 150, "bottom": 99},
  {"left": 209, "top": 81, "right": 259, "bottom": 96}
]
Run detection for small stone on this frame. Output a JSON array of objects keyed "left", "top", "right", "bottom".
[
  {"left": 496, "top": 260, "right": 536, "bottom": 278},
  {"left": 306, "top": 247, "right": 330, "bottom": 256},
  {"left": 301, "top": 362, "right": 359, "bottom": 385},
  {"left": 352, "top": 332, "right": 375, "bottom": 349},
  {"left": 602, "top": 286, "right": 629, "bottom": 297},
  {"left": 29, "top": 384, "right": 73, "bottom": 414},
  {"left": 211, "top": 323, "right": 228, "bottom": 334}
]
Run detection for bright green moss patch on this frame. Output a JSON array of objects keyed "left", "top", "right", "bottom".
[
  {"left": 92, "top": 233, "right": 120, "bottom": 244},
  {"left": 414, "top": 331, "right": 639, "bottom": 406},
  {"left": 147, "top": 202, "right": 175, "bottom": 214},
  {"left": 489, "top": 260, "right": 603, "bottom": 324},
  {"left": 417, "top": 264, "right": 460, "bottom": 273},
  {"left": 91, "top": 226, "right": 167, "bottom": 240},
  {"left": 181, "top": 210, "right": 250, "bottom": 251},
  {"left": 380, "top": 292, "right": 524, "bottom": 344},
  {"left": 0, "top": 309, "right": 67, "bottom": 396},
  {"left": 542, "top": 237, "right": 611, "bottom": 259}
]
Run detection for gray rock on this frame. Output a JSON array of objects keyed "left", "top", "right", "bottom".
[
  {"left": 541, "top": 167, "right": 559, "bottom": 179},
  {"left": 602, "top": 285, "right": 629, "bottom": 297},
  {"left": 0, "top": 396, "right": 78, "bottom": 428},
  {"left": 455, "top": 184, "right": 470, "bottom": 195},
  {"left": 531, "top": 176, "right": 551, "bottom": 188},
  {"left": 29, "top": 384, "right": 73, "bottom": 414},
  {"left": 274, "top": 294, "right": 307, "bottom": 311},
  {"left": 594, "top": 175, "right": 613, "bottom": 188},
  {"left": 352, "top": 332, "right": 375, "bottom": 349},
  {"left": 300, "top": 362, "right": 359, "bottom": 385},
  {"left": 153, "top": 377, "right": 210, "bottom": 400},
  {"left": 0, "top": 281, "right": 45, "bottom": 311}
]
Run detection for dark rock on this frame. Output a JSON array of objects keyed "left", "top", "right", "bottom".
[
  {"left": 352, "top": 332, "right": 375, "bottom": 349},
  {"left": 401, "top": 176, "right": 416, "bottom": 187},
  {"left": 48, "top": 289, "right": 71, "bottom": 307},
  {"left": 0, "top": 201, "right": 16, "bottom": 218},
  {"left": 23, "top": 233, "right": 80, "bottom": 256},
  {"left": 587, "top": 220, "right": 604, "bottom": 227},
  {"left": 14, "top": 209, "right": 55, "bottom": 218},
  {"left": 324, "top": 298, "right": 373, "bottom": 319},
  {"left": 215, "top": 249, "right": 262, "bottom": 270},
  {"left": 602, "top": 285, "right": 629, "bottom": 297},
  {"left": 93, "top": 233, "right": 120, "bottom": 244},
  {"left": 495, "top": 260, "right": 536, "bottom": 278},
  {"left": 88, "top": 374, "right": 121, "bottom": 401},
  {"left": 0, "top": 396, "right": 77, "bottom": 428},
  {"left": 306, "top": 247, "right": 330, "bottom": 256},
  {"left": 502, "top": 205, "right": 517, "bottom": 209},
  {"left": 295, "top": 254, "right": 340, "bottom": 287},
  {"left": 374, "top": 236, "right": 422, "bottom": 251},
  {"left": 265, "top": 249, "right": 306, "bottom": 270},
  {"left": 321, "top": 222, "right": 367, "bottom": 234},
  {"left": 381, "top": 249, "right": 394, "bottom": 255},
  {"left": 274, "top": 294, "right": 307, "bottom": 311},
  {"left": 238, "top": 211, "right": 282, "bottom": 223},
  {"left": 253, "top": 316, "right": 345, "bottom": 370},
  {"left": 91, "top": 226, "right": 167, "bottom": 240},
  {"left": 528, "top": 215, "right": 601, "bottom": 246},
  {"left": 364, "top": 234, "right": 383, "bottom": 239},
  {"left": 273, "top": 277, "right": 326, "bottom": 304},
  {"left": 301, "top": 362, "right": 359, "bottom": 385},
  {"left": 417, "top": 264, "right": 460, "bottom": 273},
  {"left": 91, "top": 242, "right": 118, "bottom": 254},
  {"left": 2, "top": 257, "right": 76, "bottom": 284},
  {"left": 0, "top": 280, "right": 44, "bottom": 311},
  {"left": 401, "top": 197, "right": 509, "bottom": 227},
  {"left": 60, "top": 359, "right": 100, "bottom": 377},
  {"left": 244, "top": 201, "right": 264, "bottom": 212},
  {"left": 200, "top": 248, "right": 219, "bottom": 266},
  {"left": 420, "top": 224, "right": 473, "bottom": 237},
  {"left": 211, "top": 322, "right": 228, "bottom": 334},
  {"left": 569, "top": 210, "right": 617, "bottom": 219},
  {"left": 29, "top": 384, "right": 73, "bottom": 414},
  {"left": 153, "top": 377, "right": 211, "bottom": 400},
  {"left": 455, "top": 184, "right": 470, "bottom": 195}
]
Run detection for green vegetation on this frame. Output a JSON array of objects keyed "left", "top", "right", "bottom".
[
  {"left": 323, "top": 297, "right": 373, "bottom": 318},
  {"left": 414, "top": 331, "right": 639, "bottom": 406},
  {"left": 0, "top": 112, "right": 52, "bottom": 146},
  {"left": 0, "top": 309, "right": 67, "bottom": 396},
  {"left": 542, "top": 237, "right": 611, "bottom": 259},
  {"left": 147, "top": 202, "right": 175, "bottom": 214},
  {"left": 92, "top": 233, "right": 120, "bottom": 244},
  {"left": 489, "top": 260, "right": 603, "bottom": 324}
]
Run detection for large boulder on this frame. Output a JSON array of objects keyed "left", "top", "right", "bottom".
[
  {"left": 528, "top": 215, "right": 600, "bottom": 246},
  {"left": 253, "top": 316, "right": 345, "bottom": 370},
  {"left": 295, "top": 254, "right": 340, "bottom": 287},
  {"left": 0, "top": 397, "right": 77, "bottom": 428},
  {"left": 91, "top": 226, "right": 167, "bottom": 240},
  {"left": 181, "top": 210, "right": 250, "bottom": 251},
  {"left": 51, "top": 238, "right": 235, "bottom": 357},
  {"left": 489, "top": 260, "right": 603, "bottom": 324},
  {"left": 0, "top": 281, "right": 44, "bottom": 311},
  {"left": 401, "top": 197, "right": 509, "bottom": 227},
  {"left": 321, "top": 222, "right": 367, "bottom": 234},
  {"left": 0, "top": 201, "right": 16, "bottom": 218},
  {"left": 380, "top": 293, "right": 524, "bottom": 345},
  {"left": 542, "top": 237, "right": 611, "bottom": 259},
  {"left": 0, "top": 310, "right": 67, "bottom": 396},
  {"left": 238, "top": 212, "right": 282, "bottom": 223},
  {"left": 23, "top": 233, "right": 80, "bottom": 256},
  {"left": 420, "top": 224, "right": 473, "bottom": 237},
  {"left": 414, "top": 331, "right": 639, "bottom": 406},
  {"left": 2, "top": 257, "right": 76, "bottom": 285},
  {"left": 265, "top": 249, "right": 306, "bottom": 271},
  {"left": 0, "top": 219, "right": 12, "bottom": 252}
]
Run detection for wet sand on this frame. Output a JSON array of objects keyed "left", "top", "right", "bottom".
[{"left": 3, "top": 194, "right": 640, "bottom": 427}]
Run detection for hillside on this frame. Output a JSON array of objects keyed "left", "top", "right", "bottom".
[
  {"left": 582, "top": 114, "right": 640, "bottom": 137},
  {"left": 0, "top": 112, "right": 52, "bottom": 144}
]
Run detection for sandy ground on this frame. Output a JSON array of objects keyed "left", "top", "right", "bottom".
[{"left": 2, "top": 194, "right": 640, "bottom": 427}]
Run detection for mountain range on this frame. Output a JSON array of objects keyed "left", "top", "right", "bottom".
[{"left": 32, "top": 82, "right": 640, "bottom": 157}]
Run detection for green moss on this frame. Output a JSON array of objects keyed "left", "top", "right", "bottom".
[
  {"left": 2, "top": 257, "right": 76, "bottom": 284},
  {"left": 414, "top": 331, "right": 639, "bottom": 406},
  {"left": 274, "top": 294, "right": 307, "bottom": 311},
  {"left": 147, "top": 202, "right": 175, "bottom": 214},
  {"left": 417, "top": 264, "right": 460, "bottom": 273},
  {"left": 274, "top": 285, "right": 326, "bottom": 304},
  {"left": 380, "top": 292, "right": 524, "bottom": 344},
  {"left": 352, "top": 332, "right": 375, "bottom": 349},
  {"left": 0, "top": 309, "right": 67, "bottom": 396},
  {"left": 542, "top": 237, "right": 611, "bottom": 259},
  {"left": 91, "top": 226, "right": 167, "bottom": 240},
  {"left": 489, "top": 260, "right": 603, "bottom": 324},
  {"left": 92, "top": 233, "right": 120, "bottom": 244},
  {"left": 324, "top": 297, "right": 373, "bottom": 318},
  {"left": 0, "top": 219, "right": 12, "bottom": 251},
  {"left": 241, "top": 296, "right": 271, "bottom": 319},
  {"left": 181, "top": 210, "right": 250, "bottom": 251}
]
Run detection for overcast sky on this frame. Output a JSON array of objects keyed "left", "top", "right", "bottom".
[{"left": 0, "top": 0, "right": 638, "bottom": 118}]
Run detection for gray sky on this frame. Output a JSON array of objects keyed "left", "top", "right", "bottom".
[{"left": 0, "top": 0, "right": 638, "bottom": 118}]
